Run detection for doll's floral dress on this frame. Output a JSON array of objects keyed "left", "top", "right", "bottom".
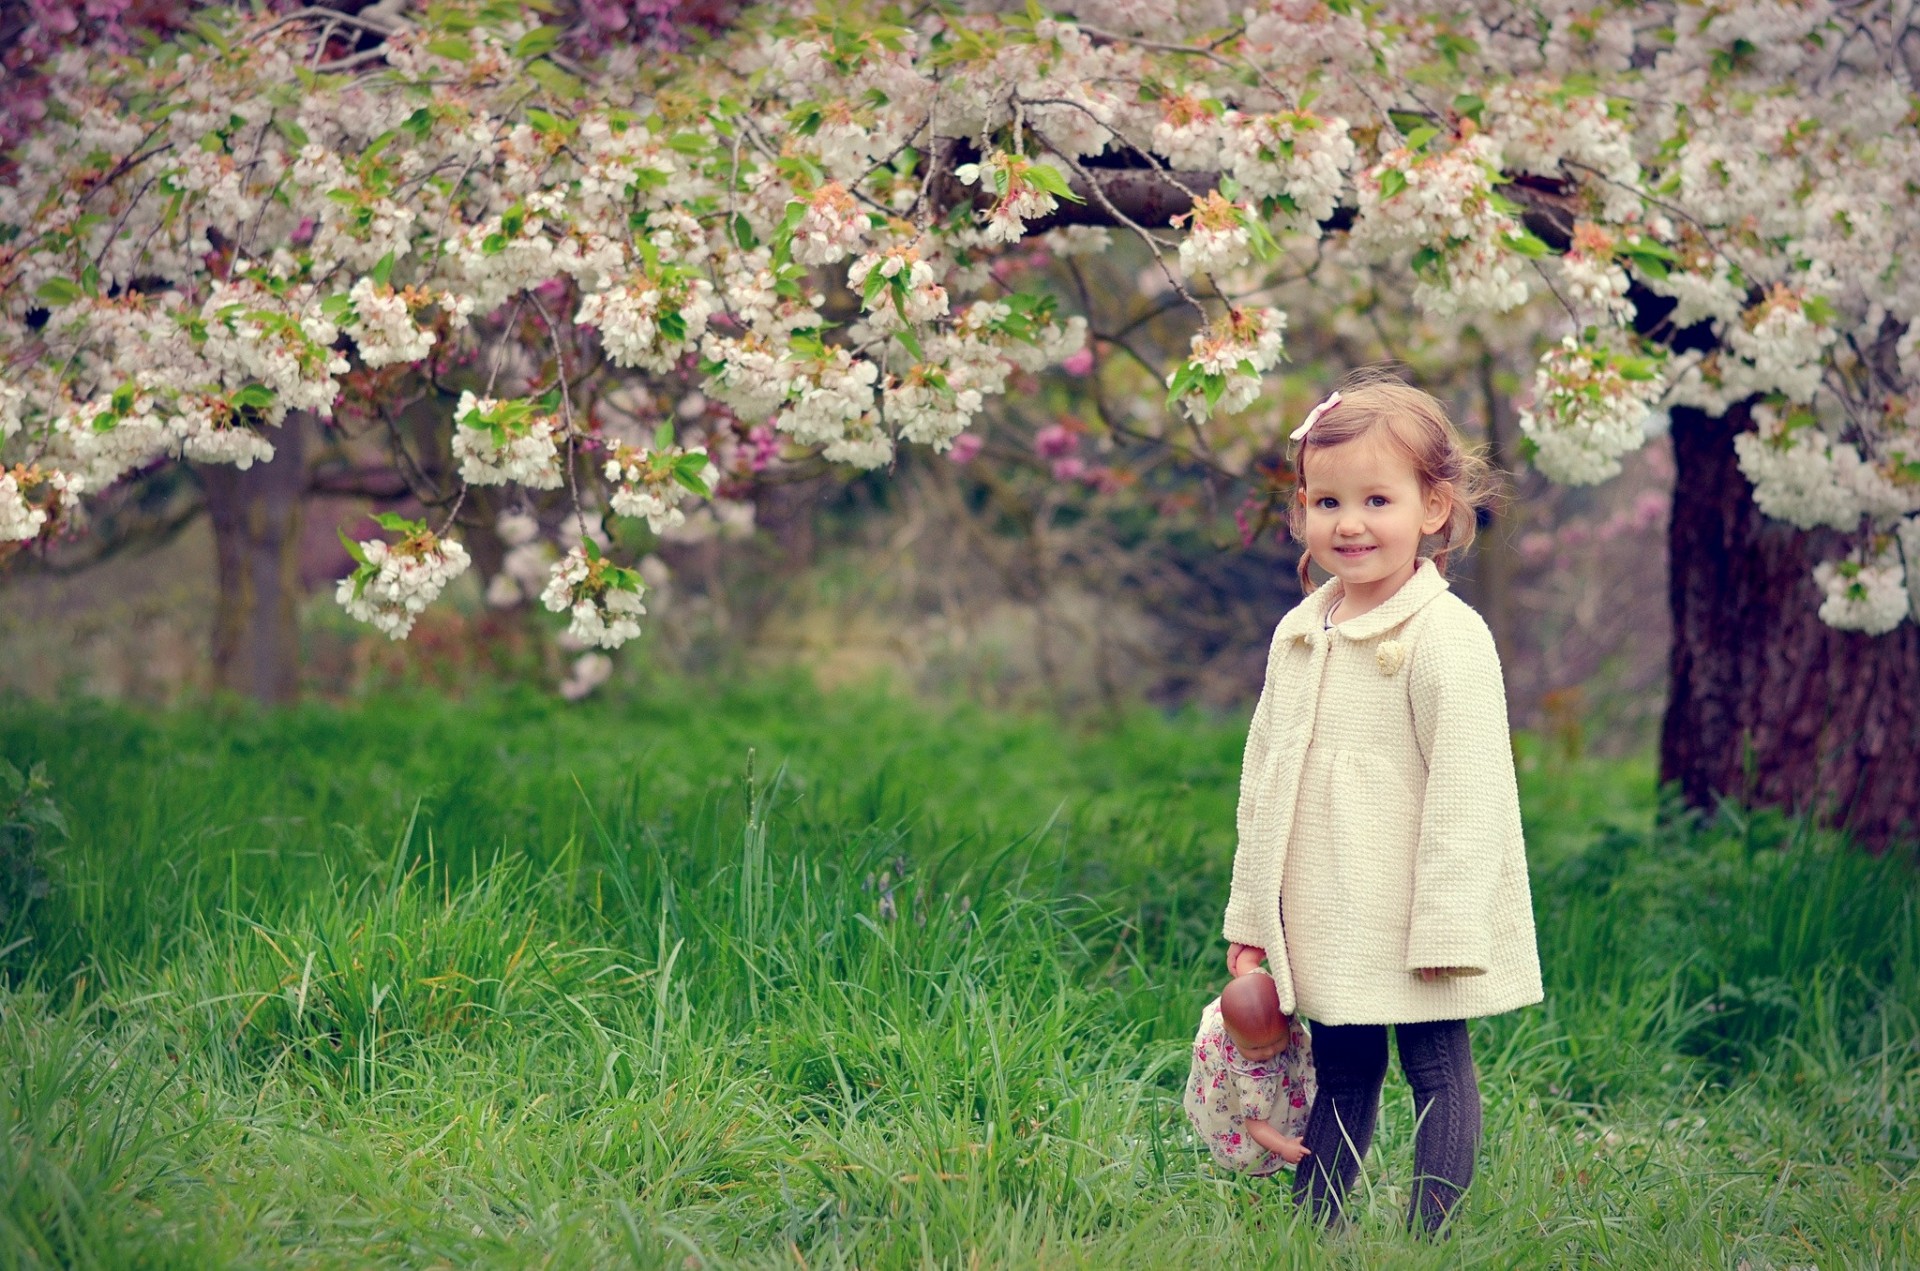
[{"left": 1183, "top": 999, "right": 1316, "bottom": 1175}]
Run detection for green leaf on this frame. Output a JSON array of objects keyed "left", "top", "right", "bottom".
[
  {"left": 426, "top": 36, "right": 474, "bottom": 62},
  {"left": 513, "top": 24, "right": 560, "bottom": 58},
  {"left": 527, "top": 60, "right": 586, "bottom": 99},
  {"left": 35, "top": 278, "right": 83, "bottom": 306},
  {"left": 232, "top": 383, "right": 277, "bottom": 410},
  {"left": 370, "top": 251, "right": 396, "bottom": 287},
  {"left": 1022, "top": 162, "right": 1084, "bottom": 203},
  {"left": 372, "top": 512, "right": 423, "bottom": 535},
  {"left": 1378, "top": 169, "right": 1408, "bottom": 201},
  {"left": 337, "top": 526, "right": 369, "bottom": 565},
  {"left": 1405, "top": 125, "right": 1440, "bottom": 151},
  {"left": 896, "top": 326, "right": 924, "bottom": 363},
  {"left": 1503, "top": 229, "right": 1552, "bottom": 258},
  {"left": 654, "top": 421, "right": 675, "bottom": 449}
]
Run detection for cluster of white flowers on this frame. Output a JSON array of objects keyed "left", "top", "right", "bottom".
[
  {"left": 450, "top": 392, "right": 564, "bottom": 489},
  {"left": 559, "top": 652, "right": 614, "bottom": 701},
  {"left": 1732, "top": 406, "right": 1915, "bottom": 532},
  {"left": 1559, "top": 224, "right": 1632, "bottom": 322},
  {"left": 848, "top": 250, "right": 949, "bottom": 329},
  {"left": 1168, "top": 307, "right": 1287, "bottom": 423},
  {"left": 179, "top": 414, "right": 278, "bottom": 469},
  {"left": 0, "top": 467, "right": 80, "bottom": 542},
  {"left": 347, "top": 278, "right": 437, "bottom": 369},
  {"left": 1483, "top": 82, "right": 1641, "bottom": 221},
  {"left": 539, "top": 546, "right": 647, "bottom": 649},
  {"left": 776, "top": 348, "right": 880, "bottom": 446},
  {"left": 197, "top": 280, "right": 349, "bottom": 423},
  {"left": 1351, "top": 136, "right": 1531, "bottom": 316},
  {"left": 822, "top": 416, "right": 895, "bottom": 469},
  {"left": 1814, "top": 548, "right": 1911, "bottom": 636},
  {"left": 335, "top": 534, "right": 471, "bottom": 640},
  {"left": 1176, "top": 194, "right": 1253, "bottom": 278},
  {"left": 790, "top": 184, "right": 868, "bottom": 266},
  {"left": 605, "top": 444, "right": 714, "bottom": 533},
  {"left": 700, "top": 334, "right": 798, "bottom": 421},
  {"left": 576, "top": 274, "right": 715, "bottom": 374},
  {"left": 1518, "top": 335, "right": 1667, "bottom": 484},
  {"left": 484, "top": 509, "right": 555, "bottom": 608},
  {"left": 1220, "top": 110, "right": 1356, "bottom": 232},
  {"left": 955, "top": 155, "right": 1069, "bottom": 244},
  {"left": 885, "top": 376, "right": 983, "bottom": 450},
  {"left": 1151, "top": 92, "right": 1227, "bottom": 169},
  {"left": 1721, "top": 288, "right": 1835, "bottom": 404},
  {"left": 1038, "top": 226, "right": 1113, "bottom": 257}
]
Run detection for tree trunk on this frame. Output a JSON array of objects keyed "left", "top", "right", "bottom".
[
  {"left": 198, "top": 412, "right": 310, "bottom": 704},
  {"left": 1661, "top": 400, "right": 1920, "bottom": 849}
]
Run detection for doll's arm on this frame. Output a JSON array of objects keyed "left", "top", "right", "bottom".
[{"left": 1244, "top": 1116, "right": 1310, "bottom": 1164}]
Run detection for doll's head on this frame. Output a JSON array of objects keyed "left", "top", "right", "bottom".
[
  {"left": 1286, "top": 370, "right": 1499, "bottom": 595},
  {"left": 1220, "top": 971, "right": 1289, "bottom": 1061}
]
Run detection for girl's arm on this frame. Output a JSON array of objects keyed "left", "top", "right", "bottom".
[{"left": 1405, "top": 608, "right": 1519, "bottom": 976}]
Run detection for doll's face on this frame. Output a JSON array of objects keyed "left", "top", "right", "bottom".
[{"left": 1224, "top": 1023, "right": 1286, "bottom": 1062}]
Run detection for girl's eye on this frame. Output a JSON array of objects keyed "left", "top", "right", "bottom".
[
  {"left": 1316, "top": 497, "right": 1338, "bottom": 510},
  {"left": 1367, "top": 495, "right": 1389, "bottom": 507}
]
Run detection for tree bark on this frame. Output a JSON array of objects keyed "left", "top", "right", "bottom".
[
  {"left": 1661, "top": 400, "right": 1920, "bottom": 850},
  {"left": 198, "top": 412, "right": 310, "bottom": 704}
]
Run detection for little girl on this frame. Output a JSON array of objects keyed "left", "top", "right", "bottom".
[
  {"left": 1184, "top": 970, "right": 1315, "bottom": 1176},
  {"left": 1221, "top": 372, "right": 1543, "bottom": 1235}
]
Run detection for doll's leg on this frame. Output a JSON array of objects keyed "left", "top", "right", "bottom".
[
  {"left": 1290, "top": 1021, "right": 1389, "bottom": 1225},
  {"left": 1395, "top": 1018, "right": 1481, "bottom": 1235}
]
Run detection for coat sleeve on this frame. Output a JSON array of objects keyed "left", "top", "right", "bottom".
[
  {"left": 1222, "top": 626, "right": 1285, "bottom": 947},
  {"left": 1403, "top": 606, "right": 1520, "bottom": 974}
]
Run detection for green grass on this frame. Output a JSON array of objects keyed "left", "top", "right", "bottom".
[{"left": 0, "top": 677, "right": 1915, "bottom": 1268}]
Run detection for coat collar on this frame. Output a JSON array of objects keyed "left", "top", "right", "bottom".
[{"left": 1277, "top": 559, "right": 1451, "bottom": 644}]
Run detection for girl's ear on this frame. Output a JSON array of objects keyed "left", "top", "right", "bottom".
[{"left": 1420, "top": 482, "right": 1453, "bottom": 536}]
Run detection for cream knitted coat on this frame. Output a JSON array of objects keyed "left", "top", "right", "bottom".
[{"left": 1222, "top": 560, "right": 1544, "bottom": 1025}]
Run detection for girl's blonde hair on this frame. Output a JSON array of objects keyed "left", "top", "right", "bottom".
[{"left": 1286, "top": 369, "right": 1501, "bottom": 594}]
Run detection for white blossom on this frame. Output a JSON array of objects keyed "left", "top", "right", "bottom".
[
  {"left": 451, "top": 392, "right": 564, "bottom": 489},
  {"left": 540, "top": 545, "right": 647, "bottom": 649},
  {"left": 1519, "top": 336, "right": 1667, "bottom": 484},
  {"left": 335, "top": 534, "right": 471, "bottom": 640},
  {"left": 1814, "top": 549, "right": 1910, "bottom": 635}
]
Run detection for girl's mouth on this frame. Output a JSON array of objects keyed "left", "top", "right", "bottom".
[{"left": 1334, "top": 545, "right": 1375, "bottom": 557}]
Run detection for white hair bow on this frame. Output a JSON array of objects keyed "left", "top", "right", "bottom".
[{"left": 1289, "top": 391, "right": 1342, "bottom": 442}]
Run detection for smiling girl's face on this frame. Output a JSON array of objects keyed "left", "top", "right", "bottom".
[{"left": 1298, "top": 425, "right": 1452, "bottom": 617}]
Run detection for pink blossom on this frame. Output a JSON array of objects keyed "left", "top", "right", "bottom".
[
  {"left": 1034, "top": 423, "right": 1078, "bottom": 460},
  {"left": 946, "top": 432, "right": 983, "bottom": 465},
  {"left": 1050, "top": 456, "right": 1087, "bottom": 482},
  {"left": 1060, "top": 347, "right": 1094, "bottom": 376},
  {"left": 743, "top": 424, "right": 780, "bottom": 473}
]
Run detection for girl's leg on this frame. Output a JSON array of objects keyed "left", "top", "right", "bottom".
[
  {"left": 1395, "top": 1018, "right": 1481, "bottom": 1235},
  {"left": 1290, "top": 1021, "right": 1390, "bottom": 1225}
]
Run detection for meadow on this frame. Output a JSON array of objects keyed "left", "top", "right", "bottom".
[{"left": 0, "top": 676, "right": 1914, "bottom": 1268}]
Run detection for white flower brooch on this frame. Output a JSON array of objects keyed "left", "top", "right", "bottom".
[{"left": 1376, "top": 640, "right": 1406, "bottom": 677}]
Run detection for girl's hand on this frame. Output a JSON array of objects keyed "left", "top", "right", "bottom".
[
  {"left": 1416, "top": 966, "right": 1466, "bottom": 982},
  {"left": 1227, "top": 943, "right": 1267, "bottom": 977}
]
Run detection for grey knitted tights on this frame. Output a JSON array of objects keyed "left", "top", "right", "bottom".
[{"left": 1290, "top": 1018, "right": 1481, "bottom": 1234}]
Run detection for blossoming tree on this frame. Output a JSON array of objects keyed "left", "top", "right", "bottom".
[{"left": 4, "top": 0, "right": 1918, "bottom": 840}]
